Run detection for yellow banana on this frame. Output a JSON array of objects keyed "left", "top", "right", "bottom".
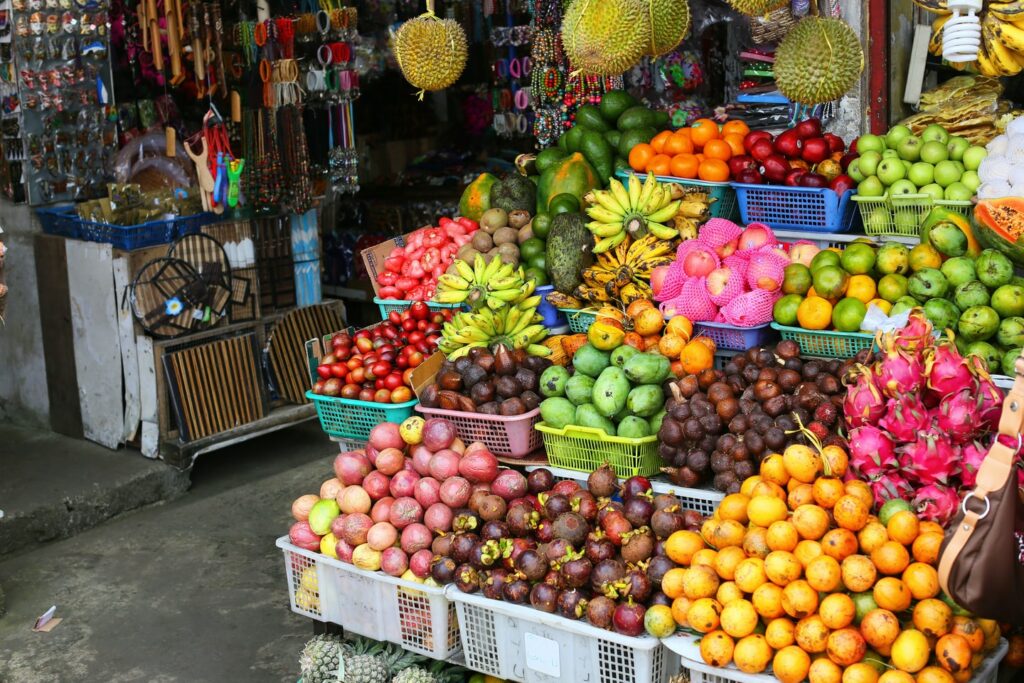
[
  {"left": 627, "top": 174, "right": 642, "bottom": 208},
  {"left": 586, "top": 205, "right": 626, "bottom": 224},
  {"left": 527, "top": 344, "right": 552, "bottom": 357},
  {"left": 594, "top": 232, "right": 628, "bottom": 254},
  {"left": 588, "top": 220, "right": 625, "bottom": 238},
  {"left": 641, "top": 185, "right": 665, "bottom": 214},
  {"left": 489, "top": 274, "right": 523, "bottom": 291},
  {"left": 911, "top": 0, "right": 948, "bottom": 13},
  {"left": 437, "top": 273, "right": 470, "bottom": 290},
  {"left": 503, "top": 306, "right": 522, "bottom": 336},
  {"left": 990, "top": 2, "right": 1024, "bottom": 22},
  {"left": 983, "top": 21, "right": 1024, "bottom": 74},
  {"left": 647, "top": 222, "right": 679, "bottom": 240},
  {"left": 582, "top": 266, "right": 616, "bottom": 286},
  {"left": 609, "top": 178, "right": 631, "bottom": 212},
  {"left": 992, "top": 15, "right": 1024, "bottom": 52},
  {"left": 435, "top": 289, "right": 469, "bottom": 304},
  {"left": 976, "top": 41, "right": 1002, "bottom": 77},
  {"left": 454, "top": 259, "right": 475, "bottom": 282},
  {"left": 637, "top": 173, "right": 657, "bottom": 214},
  {"left": 677, "top": 200, "right": 711, "bottom": 220},
  {"left": 648, "top": 200, "right": 682, "bottom": 223},
  {"left": 489, "top": 287, "right": 527, "bottom": 303},
  {"left": 929, "top": 15, "right": 950, "bottom": 56},
  {"left": 589, "top": 188, "right": 627, "bottom": 217}
]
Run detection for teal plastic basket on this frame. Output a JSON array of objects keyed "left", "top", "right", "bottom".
[
  {"left": 373, "top": 297, "right": 462, "bottom": 320},
  {"left": 616, "top": 171, "right": 738, "bottom": 220},
  {"left": 560, "top": 308, "right": 597, "bottom": 334},
  {"left": 307, "top": 390, "right": 418, "bottom": 440},
  {"left": 770, "top": 322, "right": 873, "bottom": 359}
]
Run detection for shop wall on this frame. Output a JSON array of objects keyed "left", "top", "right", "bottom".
[{"left": 0, "top": 200, "right": 50, "bottom": 428}]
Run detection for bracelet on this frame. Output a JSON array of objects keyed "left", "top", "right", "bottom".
[
  {"left": 494, "top": 58, "right": 508, "bottom": 79},
  {"left": 516, "top": 113, "right": 528, "bottom": 134},
  {"left": 514, "top": 87, "right": 529, "bottom": 111},
  {"left": 509, "top": 57, "right": 521, "bottom": 80},
  {"left": 521, "top": 57, "right": 532, "bottom": 77},
  {"left": 499, "top": 88, "right": 512, "bottom": 110}
]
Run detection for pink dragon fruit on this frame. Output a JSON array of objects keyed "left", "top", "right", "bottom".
[
  {"left": 935, "top": 388, "right": 983, "bottom": 445},
  {"left": 878, "top": 393, "right": 931, "bottom": 443},
  {"left": 869, "top": 472, "right": 914, "bottom": 509},
  {"left": 844, "top": 367, "right": 886, "bottom": 428},
  {"left": 848, "top": 426, "right": 898, "bottom": 478},
  {"left": 975, "top": 378, "right": 1004, "bottom": 429},
  {"left": 875, "top": 347, "right": 925, "bottom": 398},
  {"left": 878, "top": 310, "right": 933, "bottom": 360},
  {"left": 924, "top": 340, "right": 973, "bottom": 399},
  {"left": 958, "top": 440, "right": 987, "bottom": 489},
  {"left": 912, "top": 484, "right": 960, "bottom": 526},
  {"left": 899, "top": 433, "right": 958, "bottom": 486}
]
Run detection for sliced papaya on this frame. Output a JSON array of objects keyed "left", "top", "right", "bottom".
[
  {"left": 921, "top": 206, "right": 981, "bottom": 257},
  {"left": 974, "top": 198, "right": 1024, "bottom": 265}
]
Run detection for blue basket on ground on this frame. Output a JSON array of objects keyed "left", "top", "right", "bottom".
[
  {"left": 37, "top": 206, "right": 214, "bottom": 250},
  {"left": 616, "top": 171, "right": 739, "bottom": 221},
  {"left": 732, "top": 184, "right": 858, "bottom": 233},
  {"left": 307, "top": 390, "right": 418, "bottom": 440},
  {"left": 693, "top": 321, "right": 776, "bottom": 351}
]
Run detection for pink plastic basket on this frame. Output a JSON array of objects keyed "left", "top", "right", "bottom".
[{"left": 415, "top": 406, "right": 542, "bottom": 458}]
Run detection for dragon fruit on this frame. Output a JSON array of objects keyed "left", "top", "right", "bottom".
[
  {"left": 848, "top": 426, "right": 898, "bottom": 478},
  {"left": 875, "top": 348, "right": 925, "bottom": 398},
  {"left": 878, "top": 394, "right": 931, "bottom": 442},
  {"left": 899, "top": 433, "right": 958, "bottom": 486},
  {"left": 844, "top": 367, "right": 886, "bottom": 428},
  {"left": 958, "top": 440, "right": 987, "bottom": 489},
  {"left": 869, "top": 472, "right": 914, "bottom": 509},
  {"left": 912, "top": 484, "right": 960, "bottom": 526},
  {"left": 975, "top": 378, "right": 1004, "bottom": 429},
  {"left": 924, "top": 340, "right": 973, "bottom": 399},
  {"left": 935, "top": 389, "right": 983, "bottom": 445},
  {"left": 878, "top": 310, "right": 933, "bottom": 359}
]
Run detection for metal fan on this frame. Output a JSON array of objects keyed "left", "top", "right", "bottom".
[
  {"left": 169, "top": 232, "right": 233, "bottom": 320},
  {"left": 129, "top": 257, "right": 220, "bottom": 338}
]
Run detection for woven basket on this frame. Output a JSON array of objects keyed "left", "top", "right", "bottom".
[{"left": 750, "top": 4, "right": 797, "bottom": 44}]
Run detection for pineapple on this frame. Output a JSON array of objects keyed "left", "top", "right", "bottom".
[
  {"left": 339, "top": 638, "right": 391, "bottom": 683},
  {"left": 392, "top": 667, "right": 439, "bottom": 683},
  {"left": 669, "top": 672, "right": 691, "bottom": 683},
  {"left": 299, "top": 634, "right": 343, "bottom": 683}
]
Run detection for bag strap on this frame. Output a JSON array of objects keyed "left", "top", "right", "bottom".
[{"left": 938, "top": 356, "right": 1024, "bottom": 594}]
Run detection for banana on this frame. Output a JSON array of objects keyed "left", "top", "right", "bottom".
[
  {"left": 588, "top": 220, "right": 625, "bottom": 238},
  {"left": 647, "top": 222, "right": 680, "bottom": 240},
  {"left": 637, "top": 173, "right": 657, "bottom": 214},
  {"left": 594, "top": 232, "right": 628, "bottom": 254},
  {"left": 586, "top": 205, "right": 625, "bottom": 224},
  {"left": 641, "top": 185, "right": 665, "bottom": 214},
  {"left": 990, "top": 1, "right": 1024, "bottom": 22},
  {"left": 976, "top": 40, "right": 1002, "bottom": 77},
  {"left": 609, "top": 178, "right": 631, "bottom": 212},
  {"left": 503, "top": 306, "right": 522, "bottom": 336},
  {"left": 929, "top": 15, "right": 950, "bottom": 56},
  {"left": 454, "top": 259, "right": 475, "bottom": 282},
  {"left": 482, "top": 255, "right": 504, "bottom": 281},
  {"left": 647, "top": 200, "right": 682, "bottom": 223},
  {"left": 999, "top": 18, "right": 1024, "bottom": 54},
  {"left": 489, "top": 287, "right": 527, "bottom": 303},
  {"left": 911, "top": 0, "right": 948, "bottom": 13},
  {"left": 627, "top": 173, "right": 642, "bottom": 208},
  {"left": 983, "top": 20, "right": 1024, "bottom": 74},
  {"left": 677, "top": 199, "right": 711, "bottom": 220},
  {"left": 527, "top": 343, "right": 552, "bottom": 357},
  {"left": 435, "top": 289, "right": 469, "bottom": 304},
  {"left": 488, "top": 275, "right": 523, "bottom": 291},
  {"left": 588, "top": 188, "right": 628, "bottom": 217},
  {"left": 437, "top": 273, "right": 470, "bottom": 290},
  {"left": 473, "top": 254, "right": 487, "bottom": 282},
  {"left": 582, "top": 266, "right": 616, "bottom": 286}
]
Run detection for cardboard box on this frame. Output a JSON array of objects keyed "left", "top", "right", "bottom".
[{"left": 411, "top": 352, "right": 444, "bottom": 400}]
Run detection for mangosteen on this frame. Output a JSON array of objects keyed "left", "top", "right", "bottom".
[
  {"left": 535, "top": 518, "right": 554, "bottom": 543},
  {"left": 622, "top": 568, "right": 652, "bottom": 602},
  {"left": 432, "top": 534, "right": 453, "bottom": 557},
  {"left": 584, "top": 531, "right": 616, "bottom": 564},
  {"left": 515, "top": 549, "right": 548, "bottom": 582},
  {"left": 649, "top": 591, "right": 672, "bottom": 607},
  {"left": 482, "top": 568, "right": 510, "bottom": 600},
  {"left": 646, "top": 555, "right": 676, "bottom": 588},
  {"left": 453, "top": 509, "right": 480, "bottom": 533},
  {"left": 506, "top": 501, "right": 538, "bottom": 536},
  {"left": 527, "top": 468, "right": 554, "bottom": 494},
  {"left": 543, "top": 493, "right": 571, "bottom": 519},
  {"left": 481, "top": 520, "right": 510, "bottom": 541},
  {"left": 502, "top": 577, "right": 530, "bottom": 603},
  {"left": 455, "top": 564, "right": 480, "bottom": 593},
  {"left": 529, "top": 583, "right": 559, "bottom": 613},
  {"left": 557, "top": 589, "right": 588, "bottom": 620},
  {"left": 479, "top": 495, "right": 507, "bottom": 522},
  {"left": 586, "top": 595, "right": 616, "bottom": 629},
  {"left": 451, "top": 532, "right": 480, "bottom": 564},
  {"left": 590, "top": 558, "right": 627, "bottom": 596},
  {"left": 570, "top": 490, "right": 599, "bottom": 522},
  {"left": 560, "top": 555, "right": 593, "bottom": 589},
  {"left": 586, "top": 464, "right": 618, "bottom": 498},
  {"left": 431, "top": 556, "right": 456, "bottom": 584},
  {"left": 545, "top": 538, "right": 573, "bottom": 563},
  {"left": 552, "top": 512, "right": 590, "bottom": 546},
  {"left": 620, "top": 527, "right": 655, "bottom": 564},
  {"left": 651, "top": 507, "right": 684, "bottom": 539}
]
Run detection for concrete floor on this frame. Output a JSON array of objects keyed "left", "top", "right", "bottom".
[{"left": 0, "top": 421, "right": 336, "bottom": 682}]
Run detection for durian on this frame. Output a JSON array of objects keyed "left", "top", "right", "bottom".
[
  {"left": 643, "top": 0, "right": 692, "bottom": 57},
  {"left": 391, "top": 2, "right": 468, "bottom": 98},
  {"left": 725, "top": 0, "right": 788, "bottom": 16},
  {"left": 774, "top": 16, "right": 865, "bottom": 105},
  {"left": 562, "top": 0, "right": 650, "bottom": 76}
]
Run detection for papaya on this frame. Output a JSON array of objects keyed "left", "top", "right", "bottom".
[
  {"left": 459, "top": 173, "right": 497, "bottom": 221},
  {"left": 921, "top": 206, "right": 981, "bottom": 257},
  {"left": 536, "top": 152, "right": 601, "bottom": 213},
  {"left": 536, "top": 147, "right": 568, "bottom": 174},
  {"left": 974, "top": 198, "right": 1024, "bottom": 266}
]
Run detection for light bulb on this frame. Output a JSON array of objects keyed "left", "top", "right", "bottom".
[{"left": 942, "top": 0, "right": 983, "bottom": 63}]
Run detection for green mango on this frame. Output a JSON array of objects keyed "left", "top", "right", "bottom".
[
  {"left": 617, "top": 415, "right": 651, "bottom": 438},
  {"left": 565, "top": 374, "right": 597, "bottom": 406},
  {"left": 458, "top": 173, "right": 497, "bottom": 221},
  {"left": 617, "top": 106, "right": 658, "bottom": 131},
  {"left": 610, "top": 345, "right": 640, "bottom": 368},
  {"left": 540, "top": 397, "right": 576, "bottom": 429},
  {"left": 539, "top": 365, "right": 570, "bottom": 397},
  {"left": 592, "top": 366, "right": 630, "bottom": 417},
  {"left": 572, "top": 343, "right": 611, "bottom": 378},
  {"left": 576, "top": 403, "right": 616, "bottom": 436},
  {"left": 599, "top": 91, "right": 638, "bottom": 124},
  {"left": 626, "top": 385, "right": 664, "bottom": 417},
  {"left": 623, "top": 352, "right": 671, "bottom": 385}
]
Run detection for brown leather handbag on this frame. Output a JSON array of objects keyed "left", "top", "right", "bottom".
[{"left": 937, "top": 369, "right": 1024, "bottom": 624}]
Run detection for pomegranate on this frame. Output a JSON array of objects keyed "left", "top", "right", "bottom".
[
  {"left": 388, "top": 496, "right": 423, "bottom": 529},
  {"left": 371, "top": 497, "right": 395, "bottom": 523},
  {"left": 333, "top": 451, "right": 371, "bottom": 485}
]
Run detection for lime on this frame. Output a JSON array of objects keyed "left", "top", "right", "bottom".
[
  {"left": 878, "top": 498, "right": 913, "bottom": 525},
  {"left": 852, "top": 592, "right": 879, "bottom": 624},
  {"left": 548, "top": 193, "right": 581, "bottom": 215},
  {"left": 531, "top": 212, "right": 553, "bottom": 239},
  {"left": 773, "top": 294, "right": 803, "bottom": 326},
  {"left": 782, "top": 264, "right": 812, "bottom": 295},
  {"left": 840, "top": 243, "right": 877, "bottom": 275},
  {"left": 810, "top": 249, "right": 842, "bottom": 272},
  {"left": 520, "top": 237, "right": 545, "bottom": 263},
  {"left": 833, "top": 297, "right": 867, "bottom": 332},
  {"left": 528, "top": 253, "right": 547, "bottom": 273},
  {"left": 525, "top": 266, "right": 549, "bottom": 285},
  {"left": 812, "top": 265, "right": 850, "bottom": 300},
  {"left": 877, "top": 273, "right": 909, "bottom": 303}
]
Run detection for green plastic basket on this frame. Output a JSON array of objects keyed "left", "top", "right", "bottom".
[
  {"left": 307, "top": 390, "right": 418, "bottom": 440},
  {"left": 536, "top": 422, "right": 661, "bottom": 478},
  {"left": 560, "top": 308, "right": 597, "bottom": 334},
  {"left": 770, "top": 323, "right": 873, "bottom": 359},
  {"left": 617, "top": 171, "right": 739, "bottom": 221},
  {"left": 852, "top": 193, "right": 972, "bottom": 237},
  {"left": 373, "top": 297, "right": 462, "bottom": 320}
]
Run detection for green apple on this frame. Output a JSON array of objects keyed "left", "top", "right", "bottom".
[
  {"left": 919, "top": 183, "right": 945, "bottom": 201},
  {"left": 963, "top": 145, "right": 988, "bottom": 171},
  {"left": 885, "top": 125, "right": 913, "bottom": 150},
  {"left": 908, "top": 162, "right": 934, "bottom": 187},
  {"left": 961, "top": 169, "right": 981, "bottom": 192},
  {"left": 896, "top": 136, "right": 922, "bottom": 161},
  {"left": 857, "top": 134, "right": 886, "bottom": 154},
  {"left": 902, "top": 160, "right": 914, "bottom": 176},
  {"left": 848, "top": 158, "right": 866, "bottom": 183},
  {"left": 920, "top": 140, "right": 949, "bottom": 164},
  {"left": 922, "top": 124, "right": 950, "bottom": 144},
  {"left": 933, "top": 160, "right": 962, "bottom": 188},
  {"left": 889, "top": 179, "right": 918, "bottom": 195},
  {"left": 947, "top": 136, "right": 970, "bottom": 161},
  {"left": 857, "top": 176, "right": 885, "bottom": 197},
  {"left": 877, "top": 158, "right": 908, "bottom": 186},
  {"left": 863, "top": 206, "right": 891, "bottom": 232},
  {"left": 859, "top": 151, "right": 882, "bottom": 177},
  {"left": 952, "top": 161, "right": 965, "bottom": 174},
  {"left": 882, "top": 149, "right": 901, "bottom": 160},
  {"left": 944, "top": 181, "right": 973, "bottom": 201}
]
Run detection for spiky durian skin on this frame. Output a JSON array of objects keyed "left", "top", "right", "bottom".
[
  {"left": 562, "top": 0, "right": 649, "bottom": 76},
  {"left": 726, "top": 0, "right": 787, "bottom": 16},
  {"left": 645, "top": 0, "right": 692, "bottom": 57},
  {"left": 774, "top": 16, "right": 865, "bottom": 105},
  {"left": 392, "top": 17, "right": 468, "bottom": 92}
]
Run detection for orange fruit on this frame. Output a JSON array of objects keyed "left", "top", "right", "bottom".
[
  {"left": 788, "top": 483, "right": 816, "bottom": 509},
  {"left": 950, "top": 617, "right": 985, "bottom": 653},
  {"left": 903, "top": 562, "right": 940, "bottom": 600},
  {"left": 767, "top": 520, "right": 800, "bottom": 552},
  {"left": 936, "top": 634, "right": 973, "bottom": 673},
  {"left": 765, "top": 550, "right": 803, "bottom": 586},
  {"left": 887, "top": 510, "right": 921, "bottom": 545},
  {"left": 632, "top": 306, "right": 664, "bottom": 336},
  {"left": 665, "top": 530, "right": 705, "bottom": 564},
  {"left": 795, "top": 614, "right": 831, "bottom": 653},
  {"left": 798, "top": 296, "right": 834, "bottom": 330},
  {"left": 822, "top": 445, "right": 850, "bottom": 479},
  {"left": 625, "top": 298, "right": 655, "bottom": 318},
  {"left": 822, "top": 528, "right": 859, "bottom": 561},
  {"left": 841, "top": 554, "right": 878, "bottom": 593},
  {"left": 650, "top": 130, "right": 673, "bottom": 154},
  {"left": 664, "top": 132, "right": 695, "bottom": 156},
  {"left": 719, "top": 492, "right": 751, "bottom": 522},
  {"left": 721, "top": 599, "right": 760, "bottom": 638},
  {"left": 714, "top": 545, "right": 748, "bottom": 581},
  {"left": 662, "top": 567, "right": 688, "bottom": 599},
  {"left": 752, "top": 581, "right": 786, "bottom": 619},
  {"left": 760, "top": 454, "right": 791, "bottom": 486},
  {"left": 647, "top": 153, "right": 672, "bottom": 176},
  {"left": 682, "top": 565, "right": 721, "bottom": 599},
  {"left": 774, "top": 645, "right": 812, "bottom": 683},
  {"left": 912, "top": 532, "right": 943, "bottom": 564},
  {"left": 813, "top": 477, "right": 847, "bottom": 509},
  {"left": 845, "top": 480, "right": 875, "bottom": 510},
  {"left": 740, "top": 476, "right": 762, "bottom": 497},
  {"left": 680, "top": 339, "right": 715, "bottom": 374},
  {"left": 723, "top": 133, "right": 746, "bottom": 157},
  {"left": 733, "top": 634, "right": 774, "bottom": 674},
  {"left": 918, "top": 666, "right": 956, "bottom": 683},
  {"left": 749, "top": 495, "right": 789, "bottom": 527},
  {"left": 793, "top": 504, "right": 831, "bottom": 540},
  {"left": 692, "top": 334, "right": 717, "bottom": 354},
  {"left": 704, "top": 138, "right": 733, "bottom": 161},
  {"left": 782, "top": 579, "right": 819, "bottom": 619},
  {"left": 690, "top": 118, "right": 720, "bottom": 148},
  {"left": 628, "top": 143, "right": 654, "bottom": 172},
  {"left": 861, "top": 608, "right": 902, "bottom": 653},
  {"left": 669, "top": 153, "right": 699, "bottom": 179},
  {"left": 783, "top": 444, "right": 824, "bottom": 483},
  {"left": 692, "top": 548, "right": 718, "bottom": 569},
  {"left": 912, "top": 598, "right": 953, "bottom": 637},
  {"left": 722, "top": 119, "right": 751, "bottom": 137},
  {"left": 710, "top": 518, "right": 746, "bottom": 548},
  {"left": 734, "top": 557, "right": 768, "bottom": 593},
  {"left": 699, "top": 629, "right": 735, "bottom": 666},
  {"left": 671, "top": 595, "right": 693, "bottom": 627},
  {"left": 665, "top": 315, "right": 693, "bottom": 341},
  {"left": 742, "top": 526, "right": 771, "bottom": 559},
  {"left": 698, "top": 158, "right": 730, "bottom": 182},
  {"left": 657, "top": 333, "right": 686, "bottom": 359},
  {"left": 717, "top": 580, "right": 745, "bottom": 606},
  {"left": 843, "top": 662, "right": 881, "bottom": 683},
  {"left": 820, "top": 593, "right": 857, "bottom": 630},
  {"left": 873, "top": 577, "right": 912, "bottom": 612},
  {"left": 858, "top": 522, "right": 890, "bottom": 554},
  {"left": 766, "top": 617, "right": 797, "bottom": 649},
  {"left": 794, "top": 539, "right": 824, "bottom": 567},
  {"left": 827, "top": 627, "right": 868, "bottom": 666},
  {"left": 871, "top": 540, "right": 911, "bottom": 575},
  {"left": 809, "top": 656, "right": 844, "bottom": 683},
  {"left": 805, "top": 555, "right": 842, "bottom": 592},
  {"left": 834, "top": 494, "right": 871, "bottom": 531},
  {"left": 688, "top": 597, "right": 724, "bottom": 633},
  {"left": 919, "top": 521, "right": 945, "bottom": 536}
]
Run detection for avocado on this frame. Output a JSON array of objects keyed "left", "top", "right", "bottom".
[
  {"left": 490, "top": 174, "right": 537, "bottom": 213},
  {"left": 617, "top": 106, "right": 657, "bottom": 131},
  {"left": 546, "top": 212, "right": 594, "bottom": 294},
  {"left": 580, "top": 130, "right": 614, "bottom": 184},
  {"left": 564, "top": 126, "right": 586, "bottom": 153},
  {"left": 536, "top": 148, "right": 568, "bottom": 174},
  {"left": 575, "top": 105, "right": 611, "bottom": 132},
  {"left": 604, "top": 129, "right": 622, "bottom": 150},
  {"left": 618, "top": 127, "right": 657, "bottom": 158},
  {"left": 599, "top": 91, "right": 638, "bottom": 124}
]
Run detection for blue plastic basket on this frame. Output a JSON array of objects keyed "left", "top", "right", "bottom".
[
  {"left": 373, "top": 297, "right": 463, "bottom": 320},
  {"left": 37, "top": 207, "right": 214, "bottom": 250},
  {"left": 693, "top": 321, "right": 776, "bottom": 351},
  {"left": 307, "top": 390, "right": 418, "bottom": 440},
  {"left": 36, "top": 205, "right": 80, "bottom": 238},
  {"left": 732, "top": 184, "right": 858, "bottom": 232},
  {"left": 616, "top": 171, "right": 739, "bottom": 220}
]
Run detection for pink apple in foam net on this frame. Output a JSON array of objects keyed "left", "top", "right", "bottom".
[
  {"left": 738, "top": 225, "right": 773, "bottom": 251},
  {"left": 650, "top": 265, "right": 670, "bottom": 297},
  {"left": 683, "top": 248, "right": 718, "bottom": 277},
  {"left": 789, "top": 242, "right": 820, "bottom": 267},
  {"left": 716, "top": 239, "right": 738, "bottom": 259},
  {"left": 706, "top": 268, "right": 734, "bottom": 297}
]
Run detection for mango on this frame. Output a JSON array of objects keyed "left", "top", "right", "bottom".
[
  {"left": 540, "top": 397, "right": 577, "bottom": 429},
  {"left": 617, "top": 415, "right": 652, "bottom": 438},
  {"left": 573, "top": 343, "right": 611, "bottom": 378},
  {"left": 610, "top": 344, "right": 640, "bottom": 368},
  {"left": 565, "top": 374, "right": 596, "bottom": 406},
  {"left": 626, "top": 384, "right": 664, "bottom": 417},
  {"left": 649, "top": 409, "right": 667, "bottom": 434},
  {"left": 576, "top": 403, "right": 616, "bottom": 436},
  {"left": 592, "top": 366, "right": 630, "bottom": 417},
  {"left": 539, "top": 365, "right": 569, "bottom": 397},
  {"left": 623, "top": 352, "right": 671, "bottom": 385},
  {"left": 588, "top": 320, "right": 625, "bottom": 351}
]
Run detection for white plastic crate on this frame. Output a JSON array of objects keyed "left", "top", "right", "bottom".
[
  {"left": 663, "top": 634, "right": 1008, "bottom": 683},
  {"left": 276, "top": 536, "right": 460, "bottom": 660},
  {"left": 447, "top": 587, "right": 671, "bottom": 683},
  {"left": 332, "top": 436, "right": 367, "bottom": 452},
  {"left": 773, "top": 229, "right": 918, "bottom": 250},
  {"left": 526, "top": 465, "right": 725, "bottom": 516}
]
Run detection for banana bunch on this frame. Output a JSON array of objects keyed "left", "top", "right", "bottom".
[
  {"left": 435, "top": 255, "right": 533, "bottom": 310},
  {"left": 545, "top": 290, "right": 583, "bottom": 309},
  {"left": 923, "top": 1, "right": 1024, "bottom": 77},
  {"left": 576, "top": 234, "right": 675, "bottom": 306},
  {"left": 584, "top": 173, "right": 696, "bottom": 254},
  {"left": 438, "top": 294, "right": 552, "bottom": 359}
]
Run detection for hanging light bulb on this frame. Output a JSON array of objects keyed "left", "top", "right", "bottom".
[{"left": 942, "top": 0, "right": 983, "bottom": 63}]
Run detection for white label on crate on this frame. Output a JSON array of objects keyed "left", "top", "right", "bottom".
[{"left": 524, "top": 633, "right": 560, "bottom": 677}]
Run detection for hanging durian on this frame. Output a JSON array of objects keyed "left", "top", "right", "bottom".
[
  {"left": 774, "top": 16, "right": 865, "bottom": 105},
  {"left": 391, "top": 0, "right": 468, "bottom": 98},
  {"left": 562, "top": 0, "right": 650, "bottom": 76},
  {"left": 725, "top": 0, "right": 789, "bottom": 16},
  {"left": 643, "top": 0, "right": 692, "bottom": 57}
]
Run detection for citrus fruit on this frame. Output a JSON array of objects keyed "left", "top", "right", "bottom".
[
  {"left": 700, "top": 630, "right": 735, "bottom": 666},
  {"left": 548, "top": 193, "right": 581, "bottom": 215},
  {"left": 644, "top": 604, "right": 676, "bottom": 638},
  {"left": 783, "top": 263, "right": 814, "bottom": 295},
  {"left": 833, "top": 297, "right": 868, "bottom": 332},
  {"left": 891, "top": 629, "right": 931, "bottom": 672},
  {"left": 520, "top": 237, "right": 545, "bottom": 263},
  {"left": 813, "top": 265, "right": 851, "bottom": 300},
  {"left": 531, "top": 212, "right": 552, "bottom": 239},
  {"left": 909, "top": 243, "right": 943, "bottom": 272},
  {"left": 841, "top": 243, "right": 878, "bottom": 275},
  {"left": 774, "top": 294, "right": 803, "bottom": 325},
  {"left": 734, "top": 634, "right": 774, "bottom": 674},
  {"left": 878, "top": 498, "right": 913, "bottom": 525},
  {"left": 868, "top": 298, "right": 892, "bottom": 314},
  {"left": 811, "top": 250, "right": 843, "bottom": 272},
  {"left": 877, "top": 273, "right": 909, "bottom": 302},
  {"left": 846, "top": 274, "right": 878, "bottom": 303},
  {"left": 774, "top": 645, "right": 811, "bottom": 683}
]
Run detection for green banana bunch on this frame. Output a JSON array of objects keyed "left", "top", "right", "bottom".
[
  {"left": 584, "top": 173, "right": 692, "bottom": 253},
  {"left": 435, "top": 255, "right": 533, "bottom": 309},
  {"left": 438, "top": 295, "right": 552, "bottom": 359}
]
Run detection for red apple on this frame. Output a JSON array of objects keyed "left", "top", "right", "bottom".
[
  {"left": 728, "top": 155, "right": 757, "bottom": 177},
  {"left": 735, "top": 168, "right": 764, "bottom": 184},
  {"left": 824, "top": 133, "right": 845, "bottom": 154},
  {"left": 801, "top": 137, "right": 830, "bottom": 164},
  {"left": 829, "top": 174, "right": 855, "bottom": 194},
  {"left": 743, "top": 130, "right": 773, "bottom": 152},
  {"left": 317, "top": 364, "right": 333, "bottom": 380},
  {"left": 374, "top": 388, "right": 393, "bottom": 403},
  {"left": 762, "top": 154, "right": 790, "bottom": 184},
  {"left": 839, "top": 152, "right": 858, "bottom": 171},
  {"left": 784, "top": 168, "right": 808, "bottom": 187},
  {"left": 323, "top": 378, "right": 342, "bottom": 396},
  {"left": 794, "top": 118, "right": 822, "bottom": 139},
  {"left": 799, "top": 173, "right": 828, "bottom": 188},
  {"left": 750, "top": 138, "right": 774, "bottom": 163},
  {"left": 773, "top": 129, "right": 803, "bottom": 158}
]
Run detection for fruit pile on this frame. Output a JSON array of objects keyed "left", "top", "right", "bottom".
[
  {"left": 419, "top": 345, "right": 552, "bottom": 416},
  {"left": 573, "top": 233, "right": 677, "bottom": 307},
  {"left": 626, "top": 118, "right": 753, "bottom": 183},
  {"left": 440, "top": 465, "right": 705, "bottom": 638},
  {"left": 844, "top": 311, "right": 1005, "bottom": 525},
  {"left": 668, "top": 443, "right": 1005, "bottom": 681},
  {"left": 452, "top": 208, "right": 534, "bottom": 273},
  {"left": 976, "top": 115, "right": 1024, "bottom": 199},
  {"left": 376, "top": 218, "right": 479, "bottom": 302},
  {"left": 312, "top": 303, "right": 448, "bottom": 404},
  {"left": 851, "top": 124, "right": 986, "bottom": 214},
  {"left": 725, "top": 118, "right": 854, "bottom": 192},
  {"left": 654, "top": 219, "right": 786, "bottom": 326},
  {"left": 657, "top": 341, "right": 847, "bottom": 492}
]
